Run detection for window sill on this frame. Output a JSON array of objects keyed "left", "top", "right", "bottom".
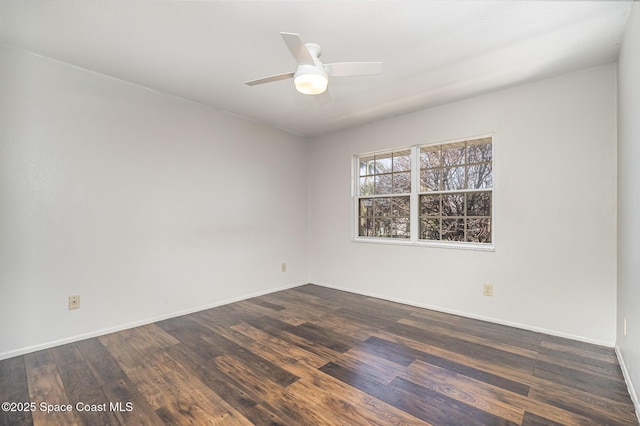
[{"left": 351, "top": 237, "right": 495, "bottom": 252}]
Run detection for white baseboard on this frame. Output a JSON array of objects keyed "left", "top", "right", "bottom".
[
  {"left": 0, "top": 281, "right": 306, "bottom": 361},
  {"left": 309, "top": 281, "right": 615, "bottom": 348},
  {"left": 615, "top": 346, "right": 640, "bottom": 423},
  {"left": 0, "top": 279, "right": 617, "bottom": 358}
]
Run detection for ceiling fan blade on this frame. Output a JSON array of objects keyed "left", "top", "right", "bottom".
[
  {"left": 245, "top": 72, "right": 295, "bottom": 86},
  {"left": 315, "top": 89, "right": 332, "bottom": 105},
  {"left": 324, "top": 62, "right": 383, "bottom": 77},
  {"left": 280, "top": 32, "right": 315, "bottom": 65}
]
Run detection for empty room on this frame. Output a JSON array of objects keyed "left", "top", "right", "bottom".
[{"left": 1, "top": 1, "right": 639, "bottom": 425}]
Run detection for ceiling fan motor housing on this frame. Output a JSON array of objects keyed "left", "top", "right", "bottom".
[
  {"left": 304, "top": 42, "right": 322, "bottom": 59},
  {"left": 293, "top": 45, "right": 328, "bottom": 95}
]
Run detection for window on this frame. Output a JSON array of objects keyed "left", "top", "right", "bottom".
[
  {"left": 358, "top": 150, "right": 411, "bottom": 238},
  {"left": 355, "top": 136, "right": 493, "bottom": 248}
]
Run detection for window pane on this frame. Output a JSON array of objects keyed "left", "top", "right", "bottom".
[
  {"left": 359, "top": 218, "right": 374, "bottom": 237},
  {"left": 374, "top": 154, "right": 392, "bottom": 174},
  {"left": 442, "top": 193, "right": 464, "bottom": 216},
  {"left": 375, "top": 218, "right": 392, "bottom": 237},
  {"left": 420, "top": 146, "right": 440, "bottom": 169},
  {"left": 467, "top": 218, "right": 491, "bottom": 243},
  {"left": 442, "top": 166, "right": 465, "bottom": 190},
  {"left": 393, "top": 150, "right": 411, "bottom": 172},
  {"left": 392, "top": 196, "right": 410, "bottom": 216},
  {"left": 359, "top": 198, "right": 374, "bottom": 217},
  {"left": 467, "top": 163, "right": 492, "bottom": 189},
  {"left": 420, "top": 218, "right": 440, "bottom": 240},
  {"left": 359, "top": 155, "right": 375, "bottom": 177},
  {"left": 466, "top": 192, "right": 491, "bottom": 216},
  {"left": 442, "top": 143, "right": 465, "bottom": 166},
  {"left": 467, "top": 141, "right": 492, "bottom": 164},
  {"left": 393, "top": 217, "right": 410, "bottom": 238},
  {"left": 420, "top": 169, "right": 441, "bottom": 192},
  {"left": 420, "top": 194, "right": 440, "bottom": 216},
  {"left": 442, "top": 218, "right": 465, "bottom": 241},
  {"left": 375, "top": 174, "right": 392, "bottom": 195},
  {"left": 393, "top": 172, "right": 411, "bottom": 193},
  {"left": 359, "top": 176, "right": 374, "bottom": 196},
  {"left": 374, "top": 198, "right": 392, "bottom": 217}
]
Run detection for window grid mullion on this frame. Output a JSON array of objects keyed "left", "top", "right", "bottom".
[{"left": 410, "top": 145, "right": 420, "bottom": 242}]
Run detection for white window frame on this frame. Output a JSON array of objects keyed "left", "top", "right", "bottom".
[{"left": 352, "top": 134, "right": 495, "bottom": 251}]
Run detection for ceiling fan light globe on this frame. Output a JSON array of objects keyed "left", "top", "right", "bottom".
[{"left": 294, "top": 73, "right": 328, "bottom": 95}]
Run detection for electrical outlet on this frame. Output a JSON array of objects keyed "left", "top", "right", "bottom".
[
  {"left": 68, "top": 295, "right": 80, "bottom": 310},
  {"left": 281, "top": 262, "right": 287, "bottom": 272},
  {"left": 482, "top": 284, "right": 493, "bottom": 297}
]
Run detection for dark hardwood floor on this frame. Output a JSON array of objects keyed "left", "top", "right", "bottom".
[{"left": 1, "top": 284, "right": 638, "bottom": 425}]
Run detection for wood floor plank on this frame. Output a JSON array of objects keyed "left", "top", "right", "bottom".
[
  {"left": 335, "top": 347, "right": 408, "bottom": 385},
  {"left": 49, "top": 343, "right": 84, "bottom": 367},
  {"left": 1, "top": 284, "right": 637, "bottom": 425},
  {"left": 55, "top": 358, "right": 120, "bottom": 426},
  {"left": 528, "top": 382, "right": 638, "bottom": 425},
  {"left": 397, "top": 317, "right": 540, "bottom": 359},
  {"left": 542, "top": 334, "right": 616, "bottom": 356},
  {"left": 537, "top": 350, "right": 625, "bottom": 379},
  {"left": 98, "top": 334, "right": 146, "bottom": 374},
  {"left": 534, "top": 358, "right": 631, "bottom": 403},
  {"left": 370, "top": 328, "right": 560, "bottom": 390},
  {"left": 320, "top": 360, "right": 515, "bottom": 426},
  {"left": 364, "top": 335, "right": 531, "bottom": 396},
  {"left": 403, "top": 360, "right": 527, "bottom": 423},
  {"left": 75, "top": 336, "right": 163, "bottom": 424},
  {"left": 304, "top": 309, "right": 377, "bottom": 341},
  {"left": 357, "top": 334, "right": 416, "bottom": 366},
  {"left": 23, "top": 349, "right": 54, "bottom": 371},
  {"left": 390, "top": 376, "right": 519, "bottom": 425},
  {"left": 75, "top": 338, "right": 128, "bottom": 386},
  {"left": 242, "top": 315, "right": 345, "bottom": 360},
  {"left": 194, "top": 325, "right": 300, "bottom": 388},
  {"left": 404, "top": 359, "right": 596, "bottom": 426},
  {"left": 25, "top": 362, "right": 78, "bottom": 426},
  {"left": 381, "top": 326, "right": 636, "bottom": 424},
  {"left": 157, "top": 316, "right": 226, "bottom": 360},
  {"left": 100, "top": 377, "right": 165, "bottom": 426},
  {"left": 337, "top": 305, "right": 539, "bottom": 376},
  {"left": 230, "top": 322, "right": 328, "bottom": 372},
  {"left": 232, "top": 320, "right": 405, "bottom": 393},
  {"left": 165, "top": 343, "right": 288, "bottom": 425},
  {"left": 244, "top": 296, "right": 286, "bottom": 312},
  {"left": 292, "top": 322, "right": 354, "bottom": 353},
  {"left": 406, "top": 307, "right": 543, "bottom": 351},
  {"left": 539, "top": 338, "right": 619, "bottom": 361},
  {"left": 261, "top": 287, "right": 329, "bottom": 314},
  {"left": 521, "top": 411, "right": 567, "bottom": 426},
  {"left": 285, "top": 367, "right": 428, "bottom": 425},
  {"left": 126, "top": 350, "right": 252, "bottom": 424},
  {"left": 215, "top": 324, "right": 428, "bottom": 426},
  {"left": 0, "top": 356, "right": 33, "bottom": 426},
  {"left": 212, "top": 354, "right": 342, "bottom": 425},
  {"left": 121, "top": 323, "right": 179, "bottom": 356}
]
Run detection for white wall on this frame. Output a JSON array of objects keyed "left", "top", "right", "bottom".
[
  {"left": 617, "top": 2, "right": 640, "bottom": 415},
  {"left": 0, "top": 45, "right": 308, "bottom": 359},
  {"left": 308, "top": 64, "right": 617, "bottom": 345}
]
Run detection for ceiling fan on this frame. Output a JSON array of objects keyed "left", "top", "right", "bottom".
[{"left": 244, "top": 32, "right": 382, "bottom": 103}]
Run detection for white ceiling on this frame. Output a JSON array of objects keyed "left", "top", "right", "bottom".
[{"left": 0, "top": 1, "right": 632, "bottom": 137}]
